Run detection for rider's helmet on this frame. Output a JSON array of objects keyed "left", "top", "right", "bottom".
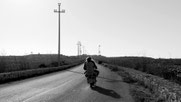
[{"left": 86, "top": 57, "right": 92, "bottom": 62}]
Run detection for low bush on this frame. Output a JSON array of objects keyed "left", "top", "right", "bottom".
[
  {"left": 98, "top": 61, "right": 103, "bottom": 64},
  {"left": 103, "top": 63, "right": 181, "bottom": 102},
  {"left": 0, "top": 54, "right": 86, "bottom": 73},
  {"left": 0, "top": 62, "right": 82, "bottom": 84},
  {"left": 38, "top": 64, "right": 47, "bottom": 68},
  {"left": 106, "top": 64, "right": 119, "bottom": 72},
  {"left": 93, "top": 55, "right": 181, "bottom": 85}
]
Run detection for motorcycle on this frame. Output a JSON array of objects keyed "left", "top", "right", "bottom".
[{"left": 84, "top": 70, "right": 99, "bottom": 88}]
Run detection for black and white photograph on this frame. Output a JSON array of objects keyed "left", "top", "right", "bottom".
[{"left": 0, "top": 0, "right": 181, "bottom": 102}]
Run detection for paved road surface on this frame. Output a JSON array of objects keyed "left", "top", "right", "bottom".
[{"left": 0, "top": 64, "right": 134, "bottom": 102}]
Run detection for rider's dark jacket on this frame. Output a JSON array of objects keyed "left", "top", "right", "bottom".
[{"left": 83, "top": 60, "right": 97, "bottom": 75}]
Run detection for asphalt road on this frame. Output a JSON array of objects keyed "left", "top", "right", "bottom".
[{"left": 0, "top": 64, "right": 134, "bottom": 102}]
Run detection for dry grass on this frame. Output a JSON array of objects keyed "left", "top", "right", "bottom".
[
  {"left": 0, "top": 54, "right": 86, "bottom": 73},
  {"left": 102, "top": 63, "right": 181, "bottom": 102},
  {"left": 0, "top": 54, "right": 86, "bottom": 84},
  {"left": 0, "top": 62, "right": 82, "bottom": 84},
  {"left": 93, "top": 56, "right": 181, "bottom": 85}
]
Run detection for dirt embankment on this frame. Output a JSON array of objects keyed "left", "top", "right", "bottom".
[{"left": 102, "top": 63, "right": 181, "bottom": 102}]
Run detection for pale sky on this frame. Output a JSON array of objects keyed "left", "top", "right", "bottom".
[{"left": 0, "top": 0, "right": 181, "bottom": 58}]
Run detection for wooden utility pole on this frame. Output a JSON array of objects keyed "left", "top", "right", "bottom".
[{"left": 54, "top": 3, "right": 65, "bottom": 66}]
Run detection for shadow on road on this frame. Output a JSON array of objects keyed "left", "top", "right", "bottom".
[{"left": 92, "top": 85, "right": 121, "bottom": 99}]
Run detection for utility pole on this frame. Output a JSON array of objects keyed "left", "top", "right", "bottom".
[{"left": 54, "top": 3, "right": 65, "bottom": 66}]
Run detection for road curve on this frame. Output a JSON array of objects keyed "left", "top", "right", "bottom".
[{"left": 0, "top": 64, "right": 134, "bottom": 102}]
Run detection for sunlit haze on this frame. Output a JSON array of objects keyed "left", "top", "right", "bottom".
[{"left": 0, "top": 0, "right": 181, "bottom": 58}]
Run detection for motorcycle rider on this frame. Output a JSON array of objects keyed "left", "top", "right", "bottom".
[{"left": 83, "top": 57, "right": 99, "bottom": 86}]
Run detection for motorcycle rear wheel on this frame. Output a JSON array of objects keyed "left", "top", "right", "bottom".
[{"left": 90, "top": 82, "right": 95, "bottom": 88}]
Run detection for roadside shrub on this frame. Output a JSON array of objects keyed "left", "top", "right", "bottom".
[
  {"left": 0, "top": 62, "right": 82, "bottom": 84},
  {"left": 110, "top": 66, "right": 119, "bottom": 71},
  {"left": 98, "top": 61, "right": 102, "bottom": 64},
  {"left": 39, "top": 64, "right": 47, "bottom": 68},
  {"left": 50, "top": 62, "right": 58, "bottom": 67},
  {"left": 0, "top": 57, "right": 6, "bottom": 73},
  {"left": 104, "top": 63, "right": 181, "bottom": 102},
  {"left": 0, "top": 55, "right": 86, "bottom": 73}
]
